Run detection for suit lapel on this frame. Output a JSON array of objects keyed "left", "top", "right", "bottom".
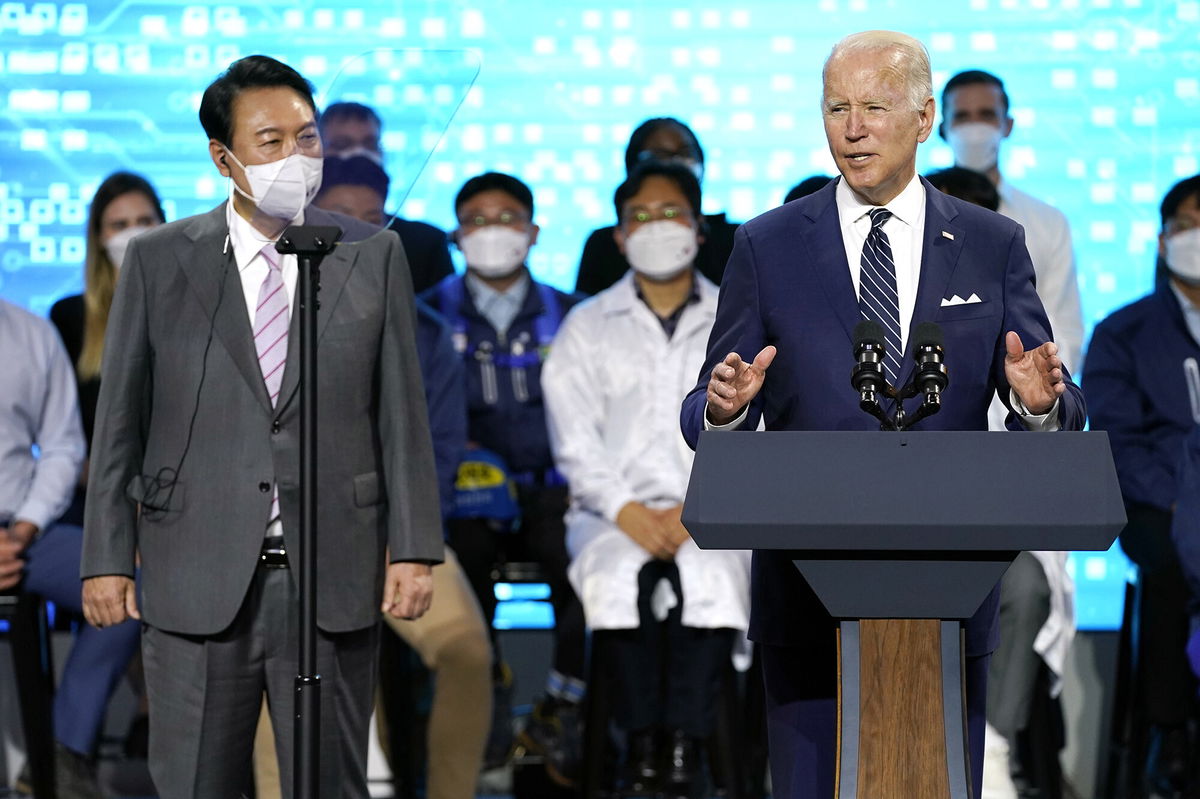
[
  {"left": 897, "top": 179, "right": 966, "bottom": 389},
  {"left": 275, "top": 208, "right": 361, "bottom": 414},
  {"left": 179, "top": 206, "right": 274, "bottom": 412},
  {"left": 805, "top": 182, "right": 862, "bottom": 344}
]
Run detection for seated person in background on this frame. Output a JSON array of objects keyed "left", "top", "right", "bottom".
[
  {"left": 930, "top": 163, "right": 1075, "bottom": 799},
  {"left": 50, "top": 172, "right": 166, "bottom": 527},
  {"left": 421, "top": 172, "right": 588, "bottom": 784},
  {"left": 575, "top": 117, "right": 739, "bottom": 295},
  {"left": 783, "top": 174, "right": 834, "bottom": 205},
  {"left": 251, "top": 154, "right": 494, "bottom": 799},
  {"left": 319, "top": 100, "right": 453, "bottom": 293},
  {"left": 1172, "top": 423, "right": 1200, "bottom": 660},
  {"left": 925, "top": 166, "right": 1000, "bottom": 211},
  {"left": 543, "top": 161, "right": 751, "bottom": 799},
  {"left": 1086, "top": 173, "right": 1200, "bottom": 798},
  {"left": 2, "top": 296, "right": 140, "bottom": 799}
]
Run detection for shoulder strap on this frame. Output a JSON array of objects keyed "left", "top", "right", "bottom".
[{"left": 533, "top": 283, "right": 563, "bottom": 347}]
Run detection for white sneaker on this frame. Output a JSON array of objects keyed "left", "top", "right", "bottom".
[{"left": 981, "top": 722, "right": 1018, "bottom": 799}]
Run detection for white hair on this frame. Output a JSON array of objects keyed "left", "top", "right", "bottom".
[{"left": 822, "top": 30, "right": 933, "bottom": 112}]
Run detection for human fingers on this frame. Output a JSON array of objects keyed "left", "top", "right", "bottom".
[
  {"left": 1004, "top": 331, "right": 1024, "bottom": 362},
  {"left": 751, "top": 345, "right": 777, "bottom": 373},
  {"left": 124, "top": 580, "right": 141, "bottom": 621}
]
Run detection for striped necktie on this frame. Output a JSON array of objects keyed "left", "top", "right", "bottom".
[
  {"left": 254, "top": 244, "right": 288, "bottom": 523},
  {"left": 857, "top": 207, "right": 902, "bottom": 386}
]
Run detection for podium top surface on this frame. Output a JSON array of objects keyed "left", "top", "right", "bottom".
[{"left": 682, "top": 430, "right": 1126, "bottom": 553}]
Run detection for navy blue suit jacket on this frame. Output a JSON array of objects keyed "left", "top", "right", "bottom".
[{"left": 680, "top": 177, "right": 1085, "bottom": 657}]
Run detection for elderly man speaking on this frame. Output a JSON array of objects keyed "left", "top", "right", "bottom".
[{"left": 680, "top": 30, "right": 1084, "bottom": 799}]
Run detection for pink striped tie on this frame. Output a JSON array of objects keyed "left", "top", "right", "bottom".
[{"left": 254, "top": 244, "right": 288, "bottom": 523}]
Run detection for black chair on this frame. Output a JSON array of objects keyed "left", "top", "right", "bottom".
[
  {"left": 1, "top": 587, "right": 57, "bottom": 797},
  {"left": 1104, "top": 577, "right": 1143, "bottom": 799}
]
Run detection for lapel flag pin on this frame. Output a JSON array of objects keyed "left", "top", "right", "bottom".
[{"left": 942, "top": 231, "right": 955, "bottom": 240}]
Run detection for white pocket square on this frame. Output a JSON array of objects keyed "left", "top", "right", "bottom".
[{"left": 940, "top": 293, "right": 983, "bottom": 307}]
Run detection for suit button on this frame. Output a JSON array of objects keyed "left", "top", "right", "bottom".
[
  {"left": 259, "top": 482, "right": 271, "bottom": 493},
  {"left": 272, "top": 421, "right": 281, "bottom": 434}
]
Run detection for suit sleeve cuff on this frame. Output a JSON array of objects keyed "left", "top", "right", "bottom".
[
  {"left": 704, "top": 402, "right": 750, "bottom": 431},
  {"left": 1009, "top": 389, "right": 1061, "bottom": 432}
]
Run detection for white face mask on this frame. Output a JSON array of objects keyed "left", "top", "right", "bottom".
[
  {"left": 624, "top": 220, "right": 699, "bottom": 280},
  {"left": 1167, "top": 228, "right": 1200, "bottom": 285},
  {"left": 945, "top": 122, "right": 1005, "bottom": 173},
  {"left": 336, "top": 146, "right": 385, "bottom": 167},
  {"left": 225, "top": 149, "right": 323, "bottom": 222},
  {"left": 104, "top": 225, "right": 153, "bottom": 270},
  {"left": 459, "top": 226, "right": 531, "bottom": 278}
]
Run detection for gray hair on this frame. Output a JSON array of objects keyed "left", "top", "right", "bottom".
[{"left": 822, "top": 30, "right": 933, "bottom": 113}]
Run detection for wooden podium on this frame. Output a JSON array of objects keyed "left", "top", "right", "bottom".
[{"left": 681, "top": 431, "right": 1126, "bottom": 798}]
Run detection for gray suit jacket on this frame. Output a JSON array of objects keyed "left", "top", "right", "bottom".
[{"left": 82, "top": 204, "right": 444, "bottom": 635}]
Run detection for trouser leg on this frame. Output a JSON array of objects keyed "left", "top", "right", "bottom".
[
  {"left": 519, "top": 484, "right": 587, "bottom": 684},
  {"left": 261, "top": 568, "right": 378, "bottom": 799},
  {"left": 607, "top": 560, "right": 671, "bottom": 732},
  {"left": 987, "top": 551, "right": 1052, "bottom": 739},
  {"left": 23, "top": 523, "right": 140, "bottom": 756},
  {"left": 1120, "top": 504, "right": 1196, "bottom": 726},
  {"left": 761, "top": 641, "right": 837, "bottom": 799},
  {"left": 141, "top": 576, "right": 266, "bottom": 799},
  {"left": 384, "top": 549, "right": 493, "bottom": 799}
]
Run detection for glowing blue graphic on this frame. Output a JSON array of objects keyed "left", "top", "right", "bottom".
[{"left": 5, "top": 1, "right": 1197, "bottom": 629}]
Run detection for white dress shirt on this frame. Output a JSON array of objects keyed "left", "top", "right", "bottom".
[
  {"left": 227, "top": 203, "right": 299, "bottom": 326},
  {"left": 465, "top": 269, "right": 530, "bottom": 337},
  {"left": 226, "top": 204, "right": 300, "bottom": 537},
  {"left": 836, "top": 172, "right": 927, "bottom": 354},
  {"left": 997, "top": 180, "right": 1084, "bottom": 374},
  {"left": 706, "top": 173, "right": 1058, "bottom": 432}
]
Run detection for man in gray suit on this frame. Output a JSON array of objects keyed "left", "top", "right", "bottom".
[{"left": 80, "top": 55, "right": 443, "bottom": 798}]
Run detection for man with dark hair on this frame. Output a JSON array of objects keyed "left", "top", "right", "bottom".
[
  {"left": 925, "top": 166, "right": 1000, "bottom": 212},
  {"left": 316, "top": 154, "right": 392, "bottom": 226},
  {"left": 319, "top": 100, "right": 454, "bottom": 294},
  {"left": 544, "top": 161, "right": 750, "bottom": 797},
  {"left": 575, "top": 117, "right": 739, "bottom": 295},
  {"left": 1085, "top": 173, "right": 1200, "bottom": 798},
  {"left": 783, "top": 175, "right": 835, "bottom": 205},
  {"left": 421, "top": 172, "right": 588, "bottom": 786},
  {"left": 81, "top": 54, "right": 442, "bottom": 798},
  {"left": 938, "top": 69, "right": 1083, "bottom": 375}
]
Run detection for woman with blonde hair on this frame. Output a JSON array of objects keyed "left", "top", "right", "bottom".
[{"left": 51, "top": 171, "right": 164, "bottom": 522}]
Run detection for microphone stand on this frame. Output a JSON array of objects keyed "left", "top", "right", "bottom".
[{"left": 275, "top": 224, "right": 342, "bottom": 799}]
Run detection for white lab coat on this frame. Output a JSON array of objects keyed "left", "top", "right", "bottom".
[
  {"left": 987, "top": 180, "right": 1082, "bottom": 694},
  {"left": 541, "top": 271, "right": 751, "bottom": 631}
]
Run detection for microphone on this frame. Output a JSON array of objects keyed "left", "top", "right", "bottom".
[
  {"left": 912, "top": 321, "right": 949, "bottom": 406},
  {"left": 854, "top": 319, "right": 892, "bottom": 419}
]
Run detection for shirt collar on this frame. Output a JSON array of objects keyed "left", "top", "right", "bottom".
[
  {"left": 226, "top": 200, "right": 305, "bottom": 273},
  {"left": 1170, "top": 279, "right": 1200, "bottom": 315},
  {"left": 836, "top": 172, "right": 925, "bottom": 227},
  {"left": 465, "top": 269, "right": 531, "bottom": 307}
]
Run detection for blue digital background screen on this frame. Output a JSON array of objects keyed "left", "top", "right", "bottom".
[{"left": 4, "top": 1, "right": 1196, "bottom": 630}]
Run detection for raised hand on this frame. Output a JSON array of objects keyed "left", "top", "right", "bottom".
[
  {"left": 1003, "top": 331, "right": 1065, "bottom": 415},
  {"left": 705, "top": 346, "right": 777, "bottom": 425}
]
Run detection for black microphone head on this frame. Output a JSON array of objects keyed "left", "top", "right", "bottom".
[
  {"left": 853, "top": 319, "right": 885, "bottom": 349},
  {"left": 914, "top": 321, "right": 944, "bottom": 350}
]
